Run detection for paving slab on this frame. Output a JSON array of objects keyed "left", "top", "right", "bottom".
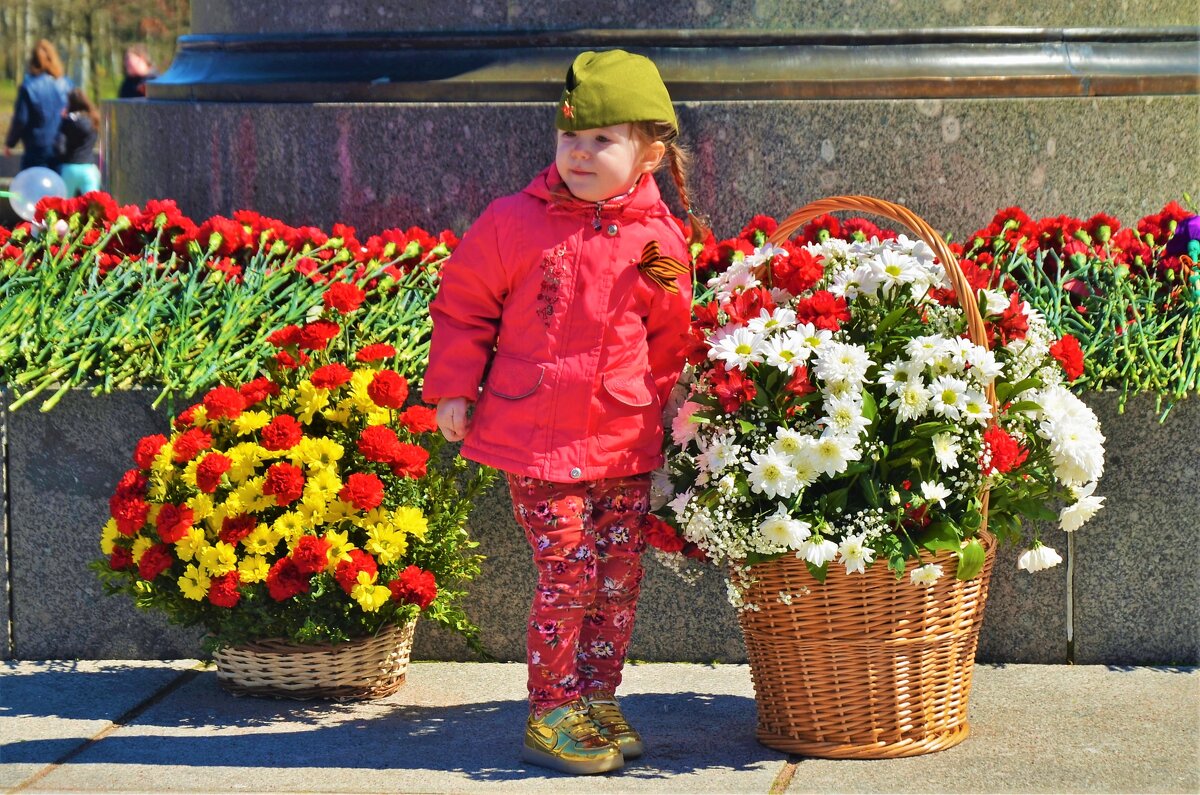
[{"left": 0, "top": 660, "right": 198, "bottom": 791}]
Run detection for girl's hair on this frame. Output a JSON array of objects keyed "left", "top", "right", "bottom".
[
  {"left": 633, "top": 120, "right": 708, "bottom": 247},
  {"left": 67, "top": 88, "right": 100, "bottom": 130},
  {"left": 28, "top": 39, "right": 65, "bottom": 79}
]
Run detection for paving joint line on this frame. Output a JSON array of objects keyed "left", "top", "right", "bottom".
[
  {"left": 7, "top": 663, "right": 205, "bottom": 794},
  {"left": 768, "top": 757, "right": 800, "bottom": 794}
]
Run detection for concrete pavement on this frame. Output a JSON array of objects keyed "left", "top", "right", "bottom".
[{"left": 2, "top": 661, "right": 1197, "bottom": 794}]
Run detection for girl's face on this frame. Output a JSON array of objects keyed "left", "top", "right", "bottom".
[{"left": 555, "top": 124, "right": 664, "bottom": 203}]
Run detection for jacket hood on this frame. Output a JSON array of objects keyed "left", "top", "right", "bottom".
[{"left": 522, "top": 164, "right": 668, "bottom": 221}]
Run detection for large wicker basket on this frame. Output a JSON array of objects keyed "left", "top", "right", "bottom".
[
  {"left": 212, "top": 618, "right": 417, "bottom": 701},
  {"left": 736, "top": 196, "right": 999, "bottom": 759}
]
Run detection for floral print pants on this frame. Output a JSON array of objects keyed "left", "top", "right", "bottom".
[{"left": 506, "top": 472, "right": 649, "bottom": 715}]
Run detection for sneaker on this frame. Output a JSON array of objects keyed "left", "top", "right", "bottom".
[
  {"left": 585, "top": 693, "right": 644, "bottom": 759},
  {"left": 521, "top": 699, "right": 623, "bottom": 775}
]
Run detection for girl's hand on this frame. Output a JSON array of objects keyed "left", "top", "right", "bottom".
[{"left": 436, "top": 397, "right": 471, "bottom": 442}]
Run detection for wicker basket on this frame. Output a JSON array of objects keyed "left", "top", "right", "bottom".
[
  {"left": 212, "top": 618, "right": 417, "bottom": 701},
  {"left": 735, "top": 196, "right": 1000, "bottom": 758}
]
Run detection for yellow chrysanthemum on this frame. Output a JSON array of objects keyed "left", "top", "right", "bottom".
[
  {"left": 131, "top": 535, "right": 155, "bottom": 564},
  {"left": 242, "top": 523, "right": 281, "bottom": 556},
  {"left": 351, "top": 571, "right": 391, "bottom": 613},
  {"left": 147, "top": 476, "right": 169, "bottom": 502},
  {"left": 150, "top": 444, "right": 175, "bottom": 477},
  {"left": 226, "top": 444, "right": 261, "bottom": 483},
  {"left": 322, "top": 400, "right": 352, "bottom": 425},
  {"left": 349, "top": 368, "right": 379, "bottom": 413},
  {"left": 187, "top": 492, "right": 214, "bottom": 522},
  {"left": 296, "top": 498, "right": 329, "bottom": 527},
  {"left": 273, "top": 511, "right": 307, "bottom": 544},
  {"left": 100, "top": 518, "right": 119, "bottom": 554},
  {"left": 364, "top": 407, "right": 391, "bottom": 426},
  {"left": 365, "top": 524, "right": 407, "bottom": 565},
  {"left": 174, "top": 527, "right": 207, "bottom": 562},
  {"left": 180, "top": 458, "right": 200, "bottom": 489},
  {"left": 309, "top": 467, "right": 342, "bottom": 494},
  {"left": 238, "top": 554, "right": 270, "bottom": 584},
  {"left": 199, "top": 541, "right": 238, "bottom": 576},
  {"left": 219, "top": 493, "right": 245, "bottom": 520},
  {"left": 354, "top": 506, "right": 390, "bottom": 528},
  {"left": 233, "top": 410, "right": 272, "bottom": 436},
  {"left": 178, "top": 563, "right": 211, "bottom": 601},
  {"left": 323, "top": 499, "right": 357, "bottom": 525},
  {"left": 233, "top": 477, "right": 264, "bottom": 510},
  {"left": 323, "top": 529, "right": 355, "bottom": 568},
  {"left": 296, "top": 380, "right": 330, "bottom": 425},
  {"left": 391, "top": 506, "right": 429, "bottom": 540},
  {"left": 190, "top": 405, "right": 210, "bottom": 427},
  {"left": 291, "top": 437, "right": 344, "bottom": 471}
]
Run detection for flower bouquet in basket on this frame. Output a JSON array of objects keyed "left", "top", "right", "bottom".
[
  {"left": 648, "top": 197, "right": 1107, "bottom": 757},
  {"left": 91, "top": 282, "right": 495, "bottom": 699}
]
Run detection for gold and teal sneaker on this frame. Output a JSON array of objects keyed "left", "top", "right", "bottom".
[
  {"left": 585, "top": 693, "right": 644, "bottom": 759},
  {"left": 521, "top": 700, "right": 623, "bottom": 775}
]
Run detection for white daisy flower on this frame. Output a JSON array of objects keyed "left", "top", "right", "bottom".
[
  {"left": 892, "top": 381, "right": 932, "bottom": 422},
  {"left": 837, "top": 532, "right": 876, "bottom": 574},
  {"left": 797, "top": 536, "right": 839, "bottom": 567},
  {"left": 758, "top": 504, "right": 812, "bottom": 549},
  {"left": 743, "top": 242, "right": 789, "bottom": 270},
  {"left": 762, "top": 334, "right": 808, "bottom": 374},
  {"left": 814, "top": 342, "right": 872, "bottom": 386},
  {"left": 709, "top": 327, "right": 766, "bottom": 371},
  {"left": 919, "top": 480, "right": 952, "bottom": 508},
  {"left": 700, "top": 433, "right": 742, "bottom": 475},
  {"left": 961, "top": 391, "right": 993, "bottom": 426},
  {"left": 964, "top": 345, "right": 1003, "bottom": 386},
  {"left": 905, "top": 334, "right": 951, "bottom": 367},
  {"left": 818, "top": 394, "right": 871, "bottom": 438},
  {"left": 1017, "top": 543, "right": 1063, "bottom": 572},
  {"left": 931, "top": 432, "right": 961, "bottom": 471},
  {"left": 878, "top": 359, "right": 924, "bottom": 396},
  {"left": 792, "top": 323, "right": 833, "bottom": 358},
  {"left": 1059, "top": 481, "right": 1105, "bottom": 532},
  {"left": 809, "top": 435, "right": 862, "bottom": 477},
  {"left": 772, "top": 427, "right": 808, "bottom": 458},
  {"left": 910, "top": 563, "right": 944, "bottom": 586},
  {"left": 829, "top": 264, "right": 881, "bottom": 300},
  {"left": 708, "top": 259, "right": 761, "bottom": 303},
  {"left": 747, "top": 306, "right": 797, "bottom": 335},
  {"left": 872, "top": 248, "right": 920, "bottom": 293},
  {"left": 929, "top": 375, "right": 969, "bottom": 420},
  {"left": 746, "top": 448, "right": 801, "bottom": 499}
]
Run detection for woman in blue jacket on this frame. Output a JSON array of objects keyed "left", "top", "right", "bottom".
[{"left": 4, "top": 39, "right": 72, "bottom": 172}]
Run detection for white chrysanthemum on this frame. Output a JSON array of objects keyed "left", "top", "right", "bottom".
[
  {"left": 919, "top": 480, "right": 952, "bottom": 508},
  {"left": 709, "top": 327, "right": 765, "bottom": 370},
  {"left": 809, "top": 435, "right": 862, "bottom": 477},
  {"left": 772, "top": 427, "right": 808, "bottom": 458},
  {"left": 1059, "top": 481, "right": 1105, "bottom": 532},
  {"left": 1034, "top": 385, "right": 1105, "bottom": 485},
  {"left": 981, "top": 289, "right": 1012, "bottom": 316},
  {"left": 1017, "top": 543, "right": 1063, "bottom": 572},
  {"left": 667, "top": 489, "right": 693, "bottom": 520},
  {"left": 837, "top": 533, "right": 875, "bottom": 574},
  {"left": 746, "top": 448, "right": 801, "bottom": 499},
  {"left": 961, "top": 391, "right": 993, "bottom": 426},
  {"left": 758, "top": 504, "right": 812, "bottom": 549},
  {"left": 699, "top": 433, "right": 742, "bottom": 475},
  {"left": 792, "top": 323, "right": 833, "bottom": 358},
  {"left": 747, "top": 306, "right": 797, "bottom": 335},
  {"left": 910, "top": 563, "right": 944, "bottom": 586},
  {"left": 905, "top": 334, "right": 951, "bottom": 366},
  {"left": 829, "top": 264, "right": 881, "bottom": 300},
  {"left": 893, "top": 381, "right": 931, "bottom": 422},
  {"left": 762, "top": 335, "right": 808, "bottom": 374},
  {"left": 878, "top": 359, "right": 924, "bottom": 396},
  {"left": 929, "top": 375, "right": 969, "bottom": 420},
  {"left": 871, "top": 247, "right": 921, "bottom": 293},
  {"left": 964, "top": 345, "right": 1003, "bottom": 386},
  {"left": 814, "top": 342, "right": 872, "bottom": 386},
  {"left": 707, "top": 259, "right": 761, "bottom": 303},
  {"left": 818, "top": 394, "right": 871, "bottom": 438},
  {"left": 671, "top": 401, "right": 705, "bottom": 447},
  {"left": 743, "top": 242, "right": 789, "bottom": 270},
  {"left": 797, "top": 536, "right": 839, "bottom": 567},
  {"left": 931, "top": 432, "right": 961, "bottom": 471}
]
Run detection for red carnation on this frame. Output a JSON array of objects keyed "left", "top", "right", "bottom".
[
  {"left": 196, "top": 452, "right": 233, "bottom": 494},
  {"left": 368, "top": 370, "right": 409, "bottom": 409},
  {"left": 274, "top": 349, "right": 310, "bottom": 370},
  {"left": 115, "top": 468, "right": 148, "bottom": 498},
  {"left": 356, "top": 343, "right": 397, "bottom": 363},
  {"left": 110, "top": 547, "right": 135, "bottom": 571},
  {"left": 399, "top": 405, "right": 438, "bottom": 434},
  {"left": 173, "top": 404, "right": 199, "bottom": 430},
  {"left": 723, "top": 286, "right": 776, "bottom": 326},
  {"left": 390, "top": 444, "right": 430, "bottom": 479},
  {"left": 800, "top": 214, "right": 841, "bottom": 243},
  {"left": 310, "top": 363, "right": 353, "bottom": 390},
  {"left": 263, "top": 462, "right": 305, "bottom": 506},
  {"left": 172, "top": 427, "right": 213, "bottom": 463},
  {"left": 110, "top": 494, "right": 150, "bottom": 536},
  {"left": 738, "top": 214, "right": 778, "bottom": 244},
  {"left": 260, "top": 414, "right": 303, "bottom": 450},
  {"left": 794, "top": 290, "right": 850, "bottom": 332},
  {"left": 298, "top": 320, "right": 341, "bottom": 351},
  {"left": 137, "top": 543, "right": 174, "bottom": 581},
  {"left": 155, "top": 503, "right": 194, "bottom": 544},
  {"left": 291, "top": 535, "right": 331, "bottom": 576},
  {"left": 986, "top": 292, "right": 1030, "bottom": 346},
  {"left": 358, "top": 425, "right": 403, "bottom": 463},
  {"left": 709, "top": 361, "right": 757, "bottom": 414},
  {"left": 268, "top": 324, "right": 302, "bottom": 348},
  {"left": 771, "top": 245, "right": 824, "bottom": 295},
  {"left": 643, "top": 515, "right": 686, "bottom": 553},
  {"left": 388, "top": 565, "right": 438, "bottom": 609},
  {"left": 334, "top": 549, "right": 379, "bottom": 594},
  {"left": 323, "top": 282, "right": 366, "bottom": 313},
  {"left": 219, "top": 513, "right": 259, "bottom": 546},
  {"left": 339, "top": 472, "right": 385, "bottom": 511},
  {"left": 266, "top": 557, "right": 311, "bottom": 601},
  {"left": 981, "top": 425, "right": 1029, "bottom": 475},
  {"left": 203, "top": 385, "right": 245, "bottom": 420},
  {"left": 1049, "top": 334, "right": 1085, "bottom": 381},
  {"left": 208, "top": 571, "right": 242, "bottom": 608},
  {"left": 133, "top": 434, "right": 168, "bottom": 470},
  {"left": 239, "top": 376, "right": 279, "bottom": 407}
]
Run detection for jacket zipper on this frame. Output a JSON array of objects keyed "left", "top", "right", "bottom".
[{"left": 592, "top": 201, "right": 604, "bottom": 231}]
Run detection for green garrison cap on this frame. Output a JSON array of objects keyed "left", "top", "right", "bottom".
[{"left": 555, "top": 49, "right": 677, "bottom": 133}]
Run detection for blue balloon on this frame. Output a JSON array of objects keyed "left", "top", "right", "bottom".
[{"left": 9, "top": 167, "right": 67, "bottom": 221}]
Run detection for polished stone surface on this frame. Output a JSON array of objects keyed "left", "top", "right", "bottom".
[
  {"left": 106, "top": 96, "right": 1200, "bottom": 244},
  {"left": 191, "top": 0, "right": 1196, "bottom": 34}
]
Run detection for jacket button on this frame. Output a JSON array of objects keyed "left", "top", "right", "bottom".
[
  {"left": 605, "top": 223, "right": 619, "bottom": 237},
  {"left": 570, "top": 467, "right": 582, "bottom": 479}
]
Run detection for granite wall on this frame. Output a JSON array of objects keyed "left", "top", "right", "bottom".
[{"left": 2, "top": 389, "right": 1196, "bottom": 664}]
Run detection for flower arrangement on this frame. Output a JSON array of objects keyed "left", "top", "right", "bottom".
[
  {"left": 0, "top": 191, "right": 456, "bottom": 411},
  {"left": 650, "top": 209, "right": 1107, "bottom": 604},
  {"left": 90, "top": 283, "right": 496, "bottom": 654}
]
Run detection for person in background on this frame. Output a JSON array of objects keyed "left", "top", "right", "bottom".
[
  {"left": 118, "top": 44, "right": 157, "bottom": 99},
  {"left": 56, "top": 88, "right": 101, "bottom": 197},
  {"left": 4, "top": 39, "right": 72, "bottom": 171}
]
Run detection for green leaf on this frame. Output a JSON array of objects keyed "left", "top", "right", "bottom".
[
  {"left": 805, "top": 560, "right": 828, "bottom": 583},
  {"left": 917, "top": 520, "right": 962, "bottom": 553},
  {"left": 860, "top": 389, "right": 878, "bottom": 423},
  {"left": 873, "top": 305, "right": 911, "bottom": 336},
  {"left": 1005, "top": 400, "right": 1043, "bottom": 414},
  {"left": 739, "top": 419, "right": 758, "bottom": 434},
  {"left": 888, "top": 553, "right": 907, "bottom": 579},
  {"left": 956, "top": 538, "right": 986, "bottom": 581},
  {"left": 996, "top": 376, "right": 1042, "bottom": 404}
]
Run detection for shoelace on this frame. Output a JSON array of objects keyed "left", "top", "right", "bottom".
[
  {"left": 587, "top": 700, "right": 631, "bottom": 732},
  {"left": 557, "top": 704, "right": 604, "bottom": 741}
]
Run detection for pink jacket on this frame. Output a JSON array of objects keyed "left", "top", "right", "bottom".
[{"left": 422, "top": 165, "right": 693, "bottom": 483}]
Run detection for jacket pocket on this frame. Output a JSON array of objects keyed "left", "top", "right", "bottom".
[
  {"left": 594, "top": 370, "right": 661, "bottom": 452},
  {"left": 486, "top": 355, "right": 544, "bottom": 399}
]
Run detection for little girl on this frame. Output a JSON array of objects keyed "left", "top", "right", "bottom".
[
  {"left": 422, "top": 50, "right": 703, "bottom": 775},
  {"left": 55, "top": 89, "right": 101, "bottom": 197}
]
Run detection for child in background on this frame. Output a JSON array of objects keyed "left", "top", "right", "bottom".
[
  {"left": 422, "top": 50, "right": 704, "bottom": 775},
  {"left": 56, "top": 89, "right": 101, "bottom": 197}
]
